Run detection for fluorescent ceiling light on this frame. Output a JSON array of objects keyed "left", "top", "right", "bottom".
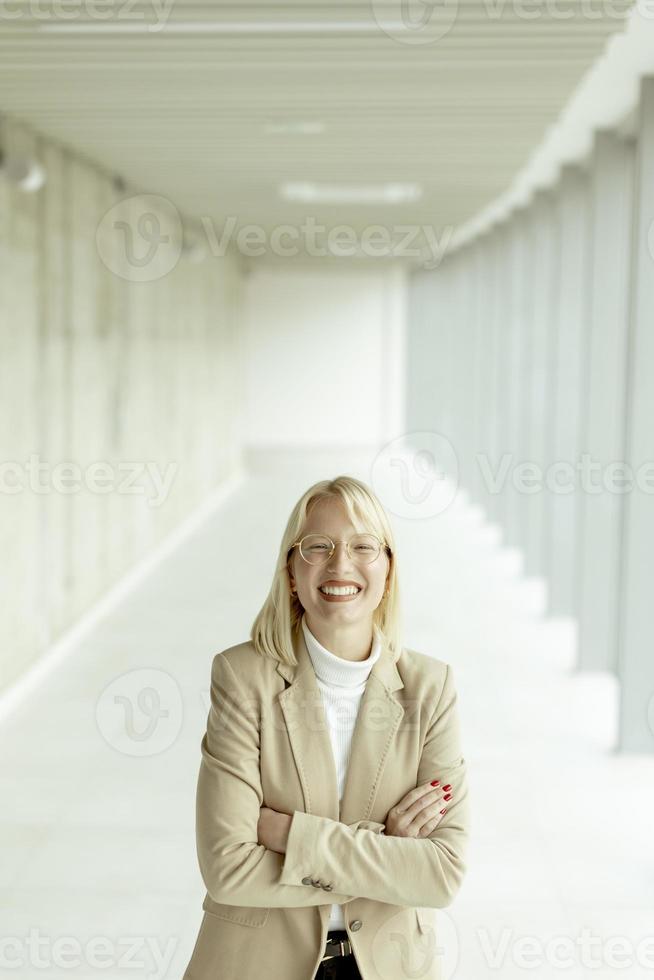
[
  {"left": 37, "top": 20, "right": 404, "bottom": 34},
  {"left": 280, "top": 182, "right": 423, "bottom": 204},
  {"left": 263, "top": 122, "right": 325, "bottom": 135}
]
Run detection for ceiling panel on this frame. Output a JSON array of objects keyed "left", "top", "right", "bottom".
[{"left": 0, "top": 1, "right": 634, "bottom": 265}]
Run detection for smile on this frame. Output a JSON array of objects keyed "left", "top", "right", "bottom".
[{"left": 318, "top": 585, "right": 362, "bottom": 599}]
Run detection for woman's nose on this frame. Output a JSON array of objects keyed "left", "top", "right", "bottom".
[{"left": 327, "top": 542, "right": 354, "bottom": 567}]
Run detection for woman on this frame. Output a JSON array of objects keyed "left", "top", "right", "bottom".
[{"left": 183, "top": 475, "right": 470, "bottom": 980}]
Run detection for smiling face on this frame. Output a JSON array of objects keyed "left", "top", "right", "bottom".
[{"left": 288, "top": 496, "right": 390, "bottom": 637}]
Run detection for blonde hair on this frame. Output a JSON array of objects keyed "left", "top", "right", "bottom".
[{"left": 250, "top": 475, "right": 402, "bottom": 667}]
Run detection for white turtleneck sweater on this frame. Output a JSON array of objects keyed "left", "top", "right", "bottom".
[{"left": 300, "top": 613, "right": 382, "bottom": 933}]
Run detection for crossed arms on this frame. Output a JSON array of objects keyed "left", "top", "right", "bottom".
[{"left": 195, "top": 651, "right": 470, "bottom": 908}]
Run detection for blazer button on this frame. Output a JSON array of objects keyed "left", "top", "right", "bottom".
[
  {"left": 311, "top": 878, "right": 322, "bottom": 888},
  {"left": 349, "top": 920, "right": 363, "bottom": 931},
  {"left": 321, "top": 883, "right": 333, "bottom": 891},
  {"left": 301, "top": 877, "right": 314, "bottom": 886}
]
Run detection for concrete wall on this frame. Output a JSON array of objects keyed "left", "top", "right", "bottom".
[{"left": 0, "top": 117, "right": 245, "bottom": 696}]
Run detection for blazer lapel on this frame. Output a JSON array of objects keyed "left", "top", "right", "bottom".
[{"left": 275, "top": 624, "right": 405, "bottom": 827}]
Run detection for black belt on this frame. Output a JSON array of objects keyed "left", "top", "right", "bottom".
[{"left": 322, "top": 930, "right": 353, "bottom": 961}]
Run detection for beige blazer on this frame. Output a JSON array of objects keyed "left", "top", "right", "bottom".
[{"left": 183, "top": 624, "right": 470, "bottom": 980}]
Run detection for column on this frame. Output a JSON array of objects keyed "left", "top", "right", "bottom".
[
  {"left": 577, "top": 130, "right": 635, "bottom": 673},
  {"left": 524, "top": 189, "right": 560, "bottom": 581},
  {"left": 546, "top": 163, "right": 592, "bottom": 614},
  {"left": 616, "top": 76, "right": 654, "bottom": 752}
]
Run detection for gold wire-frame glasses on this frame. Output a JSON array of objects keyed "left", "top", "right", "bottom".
[{"left": 289, "top": 532, "right": 391, "bottom": 566}]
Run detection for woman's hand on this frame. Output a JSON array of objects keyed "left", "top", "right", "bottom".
[
  {"left": 384, "top": 779, "right": 452, "bottom": 838},
  {"left": 257, "top": 806, "right": 293, "bottom": 854}
]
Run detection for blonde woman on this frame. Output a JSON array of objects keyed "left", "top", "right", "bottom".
[{"left": 183, "top": 475, "right": 470, "bottom": 980}]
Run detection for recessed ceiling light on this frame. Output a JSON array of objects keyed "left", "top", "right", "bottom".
[{"left": 280, "top": 182, "right": 423, "bottom": 204}]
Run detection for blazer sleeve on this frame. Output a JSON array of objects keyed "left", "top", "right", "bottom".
[
  {"left": 195, "top": 651, "right": 385, "bottom": 908},
  {"left": 278, "top": 662, "right": 470, "bottom": 908}
]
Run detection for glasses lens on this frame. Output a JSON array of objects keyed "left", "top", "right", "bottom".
[
  {"left": 349, "top": 533, "right": 381, "bottom": 563},
  {"left": 299, "top": 533, "right": 382, "bottom": 564},
  {"left": 299, "top": 534, "right": 333, "bottom": 564}
]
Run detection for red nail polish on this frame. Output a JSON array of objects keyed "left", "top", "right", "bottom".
[
  {"left": 443, "top": 784, "right": 451, "bottom": 791},
  {"left": 430, "top": 780, "right": 439, "bottom": 786},
  {"left": 439, "top": 808, "right": 447, "bottom": 814},
  {"left": 443, "top": 793, "right": 451, "bottom": 801}
]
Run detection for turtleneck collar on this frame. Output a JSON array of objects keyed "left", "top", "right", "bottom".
[{"left": 301, "top": 614, "right": 381, "bottom": 689}]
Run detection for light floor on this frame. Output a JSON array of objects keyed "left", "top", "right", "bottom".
[{"left": 2, "top": 454, "right": 653, "bottom": 980}]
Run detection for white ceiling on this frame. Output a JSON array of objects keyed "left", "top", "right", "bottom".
[{"left": 0, "top": 1, "right": 634, "bottom": 265}]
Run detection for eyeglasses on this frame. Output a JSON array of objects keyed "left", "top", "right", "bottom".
[{"left": 289, "top": 533, "right": 390, "bottom": 566}]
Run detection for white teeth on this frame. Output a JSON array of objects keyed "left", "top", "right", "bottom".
[{"left": 319, "top": 585, "right": 361, "bottom": 596}]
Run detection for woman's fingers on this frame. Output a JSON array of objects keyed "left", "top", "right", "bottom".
[
  {"left": 418, "top": 814, "right": 443, "bottom": 837},
  {"left": 404, "top": 787, "right": 442, "bottom": 819},
  {"left": 385, "top": 779, "right": 454, "bottom": 837},
  {"left": 396, "top": 780, "right": 440, "bottom": 813}
]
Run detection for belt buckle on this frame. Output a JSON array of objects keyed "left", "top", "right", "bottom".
[{"left": 323, "top": 936, "right": 351, "bottom": 961}]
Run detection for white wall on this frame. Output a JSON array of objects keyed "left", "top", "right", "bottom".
[{"left": 242, "top": 263, "right": 407, "bottom": 450}]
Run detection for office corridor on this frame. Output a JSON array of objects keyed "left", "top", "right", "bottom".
[
  {"left": 3, "top": 3, "right": 654, "bottom": 978},
  {"left": 2, "top": 455, "right": 653, "bottom": 979}
]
